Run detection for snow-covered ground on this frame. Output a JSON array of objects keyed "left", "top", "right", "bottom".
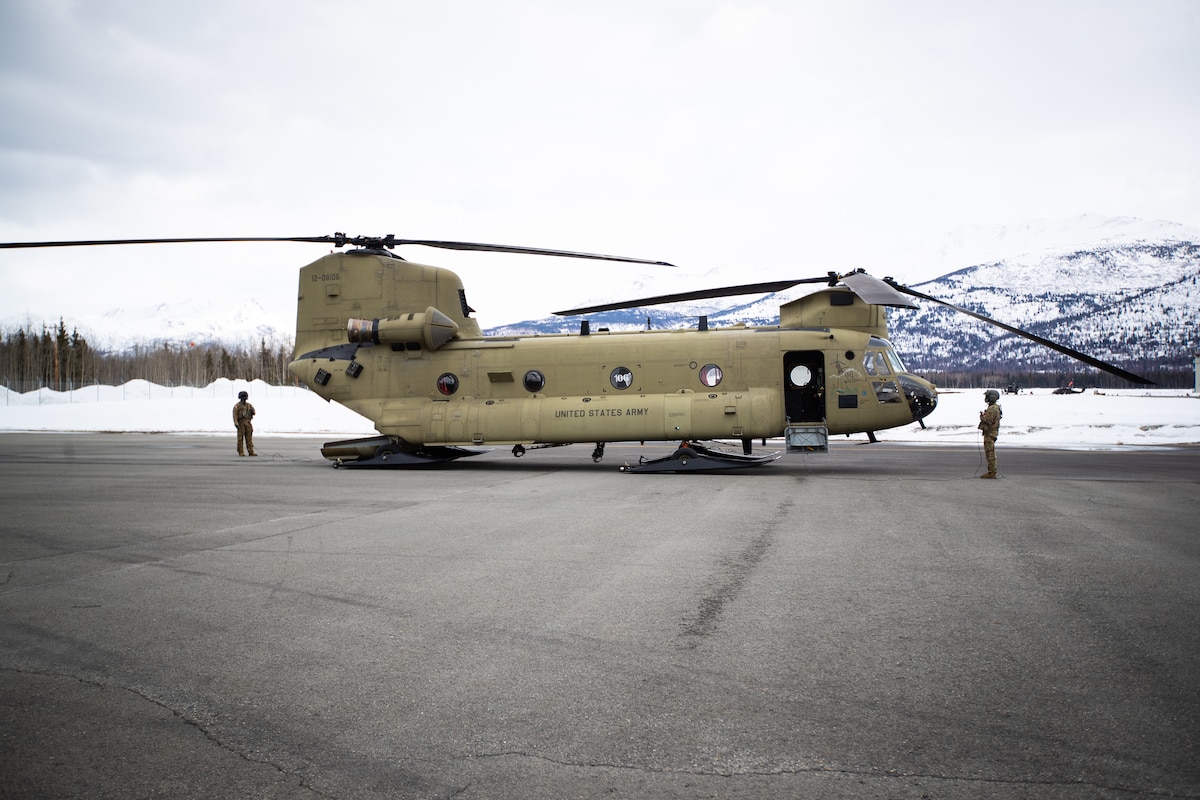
[
  {"left": 901, "top": 388, "right": 1197, "bottom": 449},
  {"left": 0, "top": 379, "right": 374, "bottom": 437},
  {"left": 0, "top": 379, "right": 1196, "bottom": 450}
]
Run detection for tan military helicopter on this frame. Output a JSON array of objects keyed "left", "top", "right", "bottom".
[{"left": 1, "top": 234, "right": 1151, "bottom": 471}]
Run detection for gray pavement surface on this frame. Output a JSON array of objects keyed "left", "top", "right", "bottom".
[{"left": 1, "top": 433, "right": 1198, "bottom": 799}]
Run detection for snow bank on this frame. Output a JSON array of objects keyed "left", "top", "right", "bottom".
[
  {"left": 886, "top": 388, "right": 1198, "bottom": 449},
  {"left": 0, "top": 379, "right": 375, "bottom": 436}
]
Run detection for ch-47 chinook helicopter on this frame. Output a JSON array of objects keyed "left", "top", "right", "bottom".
[{"left": 1, "top": 234, "right": 1152, "bottom": 471}]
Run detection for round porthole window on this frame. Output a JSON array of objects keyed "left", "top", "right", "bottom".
[
  {"left": 436, "top": 373, "right": 459, "bottom": 396},
  {"left": 789, "top": 365, "right": 812, "bottom": 387},
  {"left": 699, "top": 364, "right": 723, "bottom": 387},
  {"left": 609, "top": 366, "right": 634, "bottom": 390},
  {"left": 523, "top": 370, "right": 546, "bottom": 392}
]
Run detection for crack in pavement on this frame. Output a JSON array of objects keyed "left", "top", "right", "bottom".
[{"left": 0, "top": 667, "right": 336, "bottom": 799}]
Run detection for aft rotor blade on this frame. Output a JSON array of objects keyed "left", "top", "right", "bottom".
[
  {"left": 0, "top": 236, "right": 327, "bottom": 249},
  {"left": 888, "top": 281, "right": 1154, "bottom": 385},
  {"left": 389, "top": 239, "right": 674, "bottom": 266},
  {"left": 0, "top": 234, "right": 674, "bottom": 266},
  {"left": 555, "top": 277, "right": 830, "bottom": 316}
]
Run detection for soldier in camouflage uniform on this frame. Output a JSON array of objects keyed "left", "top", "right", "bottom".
[
  {"left": 233, "top": 390, "right": 257, "bottom": 457},
  {"left": 977, "top": 388, "right": 1001, "bottom": 478}
]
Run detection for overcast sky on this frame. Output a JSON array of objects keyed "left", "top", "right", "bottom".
[{"left": 3, "top": 0, "right": 1199, "bottom": 331}]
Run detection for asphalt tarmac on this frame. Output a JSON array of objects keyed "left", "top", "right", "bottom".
[{"left": 1, "top": 433, "right": 1198, "bottom": 799}]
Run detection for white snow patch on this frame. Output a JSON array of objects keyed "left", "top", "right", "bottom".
[
  {"left": 0, "top": 379, "right": 375, "bottom": 436},
  {"left": 864, "top": 388, "right": 1199, "bottom": 449}
]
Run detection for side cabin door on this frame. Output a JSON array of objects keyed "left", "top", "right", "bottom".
[{"left": 784, "top": 351, "right": 825, "bottom": 423}]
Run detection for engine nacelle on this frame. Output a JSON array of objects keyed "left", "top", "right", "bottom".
[
  {"left": 346, "top": 307, "right": 459, "bottom": 351},
  {"left": 779, "top": 287, "right": 888, "bottom": 339}
]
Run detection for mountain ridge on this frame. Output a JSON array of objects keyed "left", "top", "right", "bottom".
[{"left": 889, "top": 240, "right": 1199, "bottom": 375}]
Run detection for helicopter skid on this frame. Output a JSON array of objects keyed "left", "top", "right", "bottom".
[
  {"left": 619, "top": 442, "right": 781, "bottom": 473},
  {"left": 322, "top": 435, "right": 488, "bottom": 468}
]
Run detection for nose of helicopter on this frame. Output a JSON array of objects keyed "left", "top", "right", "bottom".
[{"left": 898, "top": 374, "right": 938, "bottom": 421}]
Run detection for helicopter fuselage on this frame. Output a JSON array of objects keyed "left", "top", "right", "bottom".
[{"left": 286, "top": 250, "right": 937, "bottom": 450}]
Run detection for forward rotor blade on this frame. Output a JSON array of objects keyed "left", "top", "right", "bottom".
[
  {"left": 888, "top": 281, "right": 1154, "bottom": 385},
  {"left": 555, "top": 277, "right": 830, "bottom": 316},
  {"left": 839, "top": 271, "right": 918, "bottom": 308},
  {"left": 0, "top": 234, "right": 674, "bottom": 266}
]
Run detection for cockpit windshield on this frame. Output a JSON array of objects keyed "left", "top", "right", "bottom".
[{"left": 863, "top": 337, "right": 907, "bottom": 376}]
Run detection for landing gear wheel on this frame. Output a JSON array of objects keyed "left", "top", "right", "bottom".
[
  {"left": 512, "top": 444, "right": 526, "bottom": 457},
  {"left": 672, "top": 447, "right": 693, "bottom": 465},
  {"left": 592, "top": 443, "right": 606, "bottom": 463},
  {"left": 376, "top": 444, "right": 402, "bottom": 462}
]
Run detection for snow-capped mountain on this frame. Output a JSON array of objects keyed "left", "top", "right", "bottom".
[{"left": 888, "top": 240, "right": 1199, "bottom": 374}]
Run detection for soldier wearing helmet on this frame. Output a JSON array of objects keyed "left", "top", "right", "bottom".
[
  {"left": 977, "top": 388, "right": 1001, "bottom": 478},
  {"left": 233, "top": 390, "right": 257, "bottom": 457}
]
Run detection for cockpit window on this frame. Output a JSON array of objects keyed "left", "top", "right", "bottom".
[
  {"left": 863, "top": 350, "right": 889, "bottom": 376},
  {"left": 865, "top": 337, "right": 906, "bottom": 375},
  {"left": 873, "top": 380, "right": 903, "bottom": 404}
]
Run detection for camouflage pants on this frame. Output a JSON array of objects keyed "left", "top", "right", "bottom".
[
  {"left": 983, "top": 434, "right": 997, "bottom": 475},
  {"left": 237, "top": 421, "right": 255, "bottom": 455}
]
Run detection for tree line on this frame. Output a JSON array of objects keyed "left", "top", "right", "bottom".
[
  {"left": 1, "top": 321, "right": 295, "bottom": 393},
  {"left": 911, "top": 366, "right": 1194, "bottom": 391}
]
